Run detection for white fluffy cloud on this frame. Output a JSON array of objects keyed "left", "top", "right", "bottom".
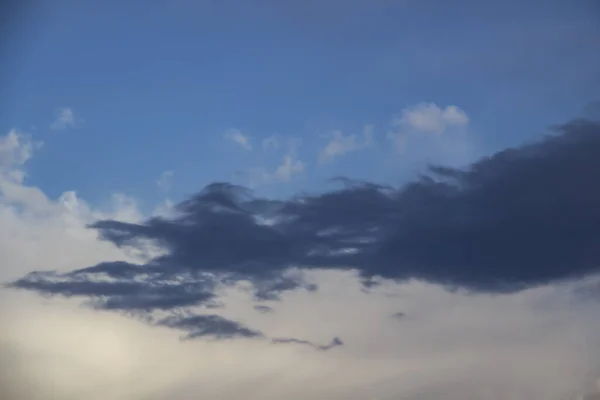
[
  {"left": 394, "top": 102, "right": 469, "bottom": 135},
  {"left": 387, "top": 102, "right": 475, "bottom": 168},
  {"left": 0, "top": 130, "right": 39, "bottom": 168},
  {"left": 50, "top": 107, "right": 77, "bottom": 130},
  {"left": 224, "top": 128, "right": 253, "bottom": 151},
  {"left": 319, "top": 125, "right": 374, "bottom": 164},
  {"left": 1, "top": 128, "right": 599, "bottom": 400}
]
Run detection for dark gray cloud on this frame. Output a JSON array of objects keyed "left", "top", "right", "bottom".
[
  {"left": 7, "top": 116, "right": 600, "bottom": 339},
  {"left": 156, "top": 313, "right": 263, "bottom": 340},
  {"left": 272, "top": 336, "right": 344, "bottom": 351},
  {"left": 254, "top": 305, "right": 274, "bottom": 314},
  {"left": 8, "top": 262, "right": 219, "bottom": 311},
  {"left": 391, "top": 312, "right": 406, "bottom": 320}
]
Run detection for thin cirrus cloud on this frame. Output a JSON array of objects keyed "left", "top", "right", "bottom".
[
  {"left": 8, "top": 114, "right": 600, "bottom": 344},
  {"left": 49, "top": 107, "right": 77, "bottom": 130}
]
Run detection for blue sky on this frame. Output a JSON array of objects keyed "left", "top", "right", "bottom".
[{"left": 2, "top": 0, "right": 598, "bottom": 211}]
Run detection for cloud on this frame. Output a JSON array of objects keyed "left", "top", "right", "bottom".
[
  {"left": 391, "top": 312, "right": 406, "bottom": 320},
  {"left": 7, "top": 114, "right": 600, "bottom": 345},
  {"left": 4, "top": 269, "right": 600, "bottom": 399},
  {"left": 156, "top": 170, "right": 174, "bottom": 192},
  {"left": 16, "top": 115, "right": 600, "bottom": 291},
  {"left": 0, "top": 129, "right": 39, "bottom": 169},
  {"left": 224, "top": 128, "right": 252, "bottom": 151},
  {"left": 156, "top": 313, "right": 264, "bottom": 340},
  {"left": 239, "top": 136, "right": 306, "bottom": 187},
  {"left": 11, "top": 116, "right": 600, "bottom": 312},
  {"left": 272, "top": 336, "right": 344, "bottom": 351},
  {"left": 0, "top": 121, "right": 600, "bottom": 400},
  {"left": 0, "top": 130, "right": 46, "bottom": 212},
  {"left": 1, "top": 122, "right": 600, "bottom": 398},
  {"left": 0, "top": 129, "right": 262, "bottom": 347},
  {"left": 50, "top": 107, "right": 77, "bottom": 130},
  {"left": 254, "top": 304, "right": 274, "bottom": 313},
  {"left": 247, "top": 151, "right": 306, "bottom": 186},
  {"left": 388, "top": 103, "right": 470, "bottom": 154},
  {"left": 273, "top": 153, "right": 305, "bottom": 181},
  {"left": 394, "top": 102, "right": 469, "bottom": 135},
  {"left": 319, "top": 125, "right": 374, "bottom": 164}
]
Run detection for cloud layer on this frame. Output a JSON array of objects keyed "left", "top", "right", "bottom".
[
  {"left": 1, "top": 116, "right": 600, "bottom": 398},
  {"left": 12, "top": 117, "right": 600, "bottom": 297}
]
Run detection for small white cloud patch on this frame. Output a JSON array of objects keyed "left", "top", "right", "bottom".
[
  {"left": 274, "top": 153, "right": 306, "bottom": 182},
  {"left": 319, "top": 125, "right": 374, "bottom": 164},
  {"left": 156, "top": 170, "right": 174, "bottom": 193},
  {"left": 50, "top": 107, "right": 77, "bottom": 130},
  {"left": 224, "top": 129, "right": 252, "bottom": 151},
  {"left": 393, "top": 102, "right": 469, "bottom": 135},
  {"left": 387, "top": 103, "right": 474, "bottom": 166}
]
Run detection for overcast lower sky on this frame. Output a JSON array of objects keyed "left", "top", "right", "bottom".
[{"left": 1, "top": 1, "right": 600, "bottom": 399}]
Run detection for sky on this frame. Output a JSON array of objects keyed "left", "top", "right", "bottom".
[{"left": 1, "top": 0, "right": 600, "bottom": 399}]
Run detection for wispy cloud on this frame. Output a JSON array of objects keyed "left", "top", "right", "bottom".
[
  {"left": 156, "top": 170, "right": 174, "bottom": 193},
  {"left": 245, "top": 138, "right": 305, "bottom": 186},
  {"left": 246, "top": 154, "right": 306, "bottom": 187},
  {"left": 273, "top": 153, "right": 305, "bottom": 182},
  {"left": 157, "top": 314, "right": 264, "bottom": 340},
  {"left": 272, "top": 336, "right": 343, "bottom": 351},
  {"left": 50, "top": 107, "right": 77, "bottom": 130},
  {"left": 262, "top": 135, "right": 280, "bottom": 152},
  {"left": 254, "top": 304, "right": 274, "bottom": 314},
  {"left": 224, "top": 128, "right": 252, "bottom": 151},
  {"left": 319, "top": 125, "right": 374, "bottom": 164}
]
